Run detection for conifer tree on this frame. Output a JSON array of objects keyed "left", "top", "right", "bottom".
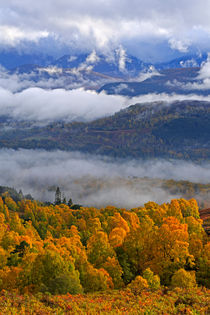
[
  {"left": 55, "top": 187, "right": 61, "bottom": 205},
  {"left": 68, "top": 198, "right": 73, "bottom": 207}
]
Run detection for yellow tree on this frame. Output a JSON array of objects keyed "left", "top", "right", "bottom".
[
  {"left": 150, "top": 217, "right": 193, "bottom": 284},
  {"left": 101, "top": 256, "right": 124, "bottom": 289},
  {"left": 109, "top": 227, "right": 127, "bottom": 248},
  {"left": 166, "top": 199, "right": 183, "bottom": 221},
  {"left": 87, "top": 231, "right": 115, "bottom": 268},
  {"left": 171, "top": 268, "right": 197, "bottom": 288},
  {"left": 123, "top": 215, "right": 155, "bottom": 277}
]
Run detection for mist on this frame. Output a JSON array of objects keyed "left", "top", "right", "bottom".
[
  {"left": 1, "top": 83, "right": 210, "bottom": 124},
  {"left": 0, "top": 149, "right": 209, "bottom": 208}
]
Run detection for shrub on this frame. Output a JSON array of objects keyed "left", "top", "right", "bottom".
[
  {"left": 127, "top": 276, "right": 148, "bottom": 295},
  {"left": 171, "top": 269, "right": 197, "bottom": 289},
  {"left": 143, "top": 268, "right": 161, "bottom": 290}
]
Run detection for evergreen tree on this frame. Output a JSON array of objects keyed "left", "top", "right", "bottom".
[
  {"left": 62, "top": 193, "right": 66, "bottom": 204},
  {"left": 68, "top": 198, "right": 73, "bottom": 207},
  {"left": 55, "top": 187, "right": 61, "bottom": 205}
]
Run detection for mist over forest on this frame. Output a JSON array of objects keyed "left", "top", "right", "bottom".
[{"left": 0, "top": 149, "right": 209, "bottom": 207}]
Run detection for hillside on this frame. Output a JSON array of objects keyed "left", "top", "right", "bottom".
[
  {"left": 0, "top": 195, "right": 209, "bottom": 293},
  {"left": 0, "top": 100, "right": 209, "bottom": 161},
  {"left": 0, "top": 194, "right": 209, "bottom": 314},
  {"left": 99, "top": 67, "right": 208, "bottom": 96}
]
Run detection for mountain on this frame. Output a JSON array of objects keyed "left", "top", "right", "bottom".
[
  {"left": 8, "top": 51, "right": 149, "bottom": 79},
  {"left": 0, "top": 100, "right": 209, "bottom": 161},
  {"left": 156, "top": 53, "right": 208, "bottom": 69},
  {"left": 2, "top": 50, "right": 207, "bottom": 76},
  {"left": 2, "top": 50, "right": 209, "bottom": 95},
  {"left": 99, "top": 67, "right": 210, "bottom": 96},
  {"left": 1, "top": 50, "right": 209, "bottom": 94},
  {"left": 52, "top": 52, "right": 148, "bottom": 77}
]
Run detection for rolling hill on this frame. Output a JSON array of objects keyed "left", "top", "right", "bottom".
[{"left": 0, "top": 100, "right": 209, "bottom": 161}]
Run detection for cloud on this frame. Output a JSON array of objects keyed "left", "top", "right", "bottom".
[
  {"left": 112, "top": 83, "right": 135, "bottom": 94},
  {"left": 180, "top": 58, "right": 198, "bottom": 67},
  {"left": 168, "top": 38, "right": 190, "bottom": 53},
  {"left": 129, "top": 92, "right": 210, "bottom": 104},
  {"left": 0, "top": 86, "right": 129, "bottom": 123},
  {"left": 2, "top": 74, "right": 210, "bottom": 124},
  {"left": 0, "top": 25, "right": 49, "bottom": 46},
  {"left": 85, "top": 50, "right": 100, "bottom": 64},
  {"left": 135, "top": 66, "right": 162, "bottom": 82},
  {"left": 1, "top": 0, "right": 210, "bottom": 56},
  {"left": 0, "top": 149, "right": 209, "bottom": 207},
  {"left": 0, "top": 65, "right": 120, "bottom": 93},
  {"left": 168, "top": 54, "right": 210, "bottom": 90},
  {"left": 116, "top": 46, "right": 127, "bottom": 72},
  {"left": 197, "top": 53, "right": 210, "bottom": 79},
  {"left": 1, "top": 63, "right": 210, "bottom": 124}
]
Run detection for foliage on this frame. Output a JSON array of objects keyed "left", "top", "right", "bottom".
[
  {"left": 171, "top": 269, "right": 197, "bottom": 289},
  {"left": 143, "top": 268, "right": 161, "bottom": 291},
  {"left": 127, "top": 275, "right": 149, "bottom": 295},
  {"left": 0, "top": 287, "right": 209, "bottom": 314},
  {"left": 0, "top": 194, "right": 209, "bottom": 302}
]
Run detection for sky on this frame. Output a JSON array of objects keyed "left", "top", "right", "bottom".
[{"left": 1, "top": 0, "right": 210, "bottom": 61}]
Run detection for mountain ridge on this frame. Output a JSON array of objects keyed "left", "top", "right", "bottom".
[{"left": 0, "top": 100, "right": 209, "bottom": 161}]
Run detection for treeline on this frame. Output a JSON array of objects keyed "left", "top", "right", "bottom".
[{"left": 0, "top": 195, "right": 209, "bottom": 295}]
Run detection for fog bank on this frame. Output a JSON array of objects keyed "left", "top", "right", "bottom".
[{"left": 0, "top": 149, "right": 209, "bottom": 208}]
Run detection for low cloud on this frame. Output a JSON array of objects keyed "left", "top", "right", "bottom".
[
  {"left": 0, "top": 149, "right": 209, "bottom": 207},
  {"left": 197, "top": 53, "right": 210, "bottom": 80},
  {"left": 1, "top": 64, "right": 210, "bottom": 124},
  {"left": 1, "top": 80, "right": 210, "bottom": 123},
  {"left": 167, "top": 54, "right": 210, "bottom": 90},
  {"left": 0, "top": 65, "right": 116, "bottom": 93},
  {"left": 0, "top": 86, "right": 128, "bottom": 123}
]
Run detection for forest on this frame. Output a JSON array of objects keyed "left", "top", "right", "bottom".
[
  {"left": 0, "top": 192, "right": 209, "bottom": 313},
  {"left": 0, "top": 100, "right": 209, "bottom": 161}
]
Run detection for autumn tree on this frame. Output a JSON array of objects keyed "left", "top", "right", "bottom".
[
  {"left": 87, "top": 231, "right": 115, "bottom": 268},
  {"left": 102, "top": 256, "right": 124, "bottom": 289},
  {"left": 150, "top": 217, "right": 193, "bottom": 285},
  {"left": 31, "top": 249, "right": 83, "bottom": 294},
  {"left": 171, "top": 268, "right": 197, "bottom": 288},
  {"left": 143, "top": 268, "right": 160, "bottom": 291}
]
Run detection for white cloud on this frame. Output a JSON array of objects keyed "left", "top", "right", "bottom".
[
  {"left": 169, "top": 53, "right": 210, "bottom": 90},
  {"left": 1, "top": 74, "right": 210, "bottom": 123},
  {"left": 136, "top": 66, "right": 162, "bottom": 82},
  {"left": 0, "top": 65, "right": 120, "bottom": 93},
  {"left": 0, "top": 86, "right": 128, "bottom": 122},
  {"left": 116, "top": 45, "right": 127, "bottom": 72},
  {"left": 0, "top": 25, "right": 49, "bottom": 45},
  {"left": 1, "top": 0, "right": 210, "bottom": 53},
  {"left": 180, "top": 58, "right": 198, "bottom": 67},
  {"left": 168, "top": 38, "right": 190, "bottom": 53},
  {"left": 85, "top": 50, "right": 100, "bottom": 64},
  {"left": 197, "top": 53, "right": 210, "bottom": 79},
  {"left": 0, "top": 149, "right": 209, "bottom": 206}
]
